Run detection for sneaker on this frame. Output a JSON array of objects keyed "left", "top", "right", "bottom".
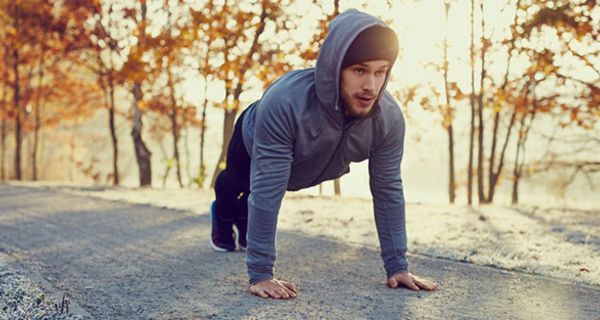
[
  {"left": 234, "top": 218, "right": 247, "bottom": 251},
  {"left": 210, "top": 201, "right": 236, "bottom": 252}
]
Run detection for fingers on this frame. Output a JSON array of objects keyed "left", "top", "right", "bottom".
[
  {"left": 389, "top": 272, "right": 439, "bottom": 292},
  {"left": 388, "top": 273, "right": 420, "bottom": 291},
  {"left": 249, "top": 279, "right": 298, "bottom": 299},
  {"left": 251, "top": 287, "right": 284, "bottom": 299},
  {"left": 249, "top": 286, "right": 270, "bottom": 298},
  {"left": 280, "top": 281, "right": 298, "bottom": 296},
  {"left": 400, "top": 277, "right": 420, "bottom": 291},
  {"left": 268, "top": 287, "right": 289, "bottom": 299},
  {"left": 256, "top": 290, "right": 270, "bottom": 298},
  {"left": 413, "top": 277, "right": 438, "bottom": 291},
  {"left": 275, "top": 280, "right": 297, "bottom": 298}
]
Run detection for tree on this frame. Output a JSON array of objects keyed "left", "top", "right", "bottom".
[
  {"left": 415, "top": 1, "right": 462, "bottom": 203},
  {"left": 0, "top": 27, "right": 8, "bottom": 180},
  {"left": 207, "top": 0, "right": 294, "bottom": 188},
  {"left": 467, "top": 0, "right": 476, "bottom": 205},
  {"left": 507, "top": 0, "right": 600, "bottom": 203},
  {"left": 3, "top": 0, "right": 67, "bottom": 180},
  {"left": 152, "top": 0, "right": 192, "bottom": 188},
  {"left": 189, "top": 0, "right": 216, "bottom": 188},
  {"left": 484, "top": 0, "right": 522, "bottom": 203},
  {"left": 442, "top": 0, "right": 456, "bottom": 203},
  {"left": 119, "top": 0, "right": 154, "bottom": 186}
]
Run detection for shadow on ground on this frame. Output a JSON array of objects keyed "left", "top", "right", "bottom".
[{"left": 0, "top": 184, "right": 598, "bottom": 320}]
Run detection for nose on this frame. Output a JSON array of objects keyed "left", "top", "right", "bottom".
[{"left": 362, "top": 74, "right": 376, "bottom": 93}]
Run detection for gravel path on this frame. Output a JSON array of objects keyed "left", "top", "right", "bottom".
[{"left": 0, "top": 184, "right": 598, "bottom": 320}]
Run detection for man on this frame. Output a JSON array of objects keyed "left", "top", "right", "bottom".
[{"left": 210, "top": 9, "right": 438, "bottom": 299}]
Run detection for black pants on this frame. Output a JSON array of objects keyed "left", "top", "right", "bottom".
[{"left": 214, "top": 109, "right": 251, "bottom": 223}]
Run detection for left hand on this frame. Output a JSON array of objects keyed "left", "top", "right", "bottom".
[{"left": 387, "top": 272, "right": 438, "bottom": 291}]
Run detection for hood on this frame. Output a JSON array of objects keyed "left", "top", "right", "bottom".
[{"left": 315, "top": 9, "right": 398, "bottom": 118}]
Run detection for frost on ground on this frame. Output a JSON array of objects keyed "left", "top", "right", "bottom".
[
  {"left": 8, "top": 181, "right": 600, "bottom": 287},
  {"left": 0, "top": 258, "right": 82, "bottom": 320}
]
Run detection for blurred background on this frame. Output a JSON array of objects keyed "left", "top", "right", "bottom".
[{"left": 0, "top": 0, "right": 598, "bottom": 208}]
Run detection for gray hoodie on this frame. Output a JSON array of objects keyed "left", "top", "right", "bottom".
[{"left": 242, "top": 9, "right": 408, "bottom": 284}]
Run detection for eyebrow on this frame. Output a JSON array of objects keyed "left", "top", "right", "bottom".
[{"left": 356, "top": 63, "right": 390, "bottom": 69}]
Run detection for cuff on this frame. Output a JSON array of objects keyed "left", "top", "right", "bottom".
[
  {"left": 384, "top": 255, "right": 409, "bottom": 278},
  {"left": 248, "top": 273, "right": 273, "bottom": 285}
]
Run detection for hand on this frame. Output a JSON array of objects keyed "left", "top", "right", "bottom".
[
  {"left": 249, "top": 278, "right": 298, "bottom": 299},
  {"left": 387, "top": 272, "right": 438, "bottom": 291}
]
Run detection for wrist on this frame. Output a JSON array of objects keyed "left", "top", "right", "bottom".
[{"left": 249, "top": 275, "right": 273, "bottom": 286}]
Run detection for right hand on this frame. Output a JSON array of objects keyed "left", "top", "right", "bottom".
[{"left": 249, "top": 278, "right": 298, "bottom": 299}]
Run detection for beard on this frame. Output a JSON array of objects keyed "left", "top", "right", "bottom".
[{"left": 340, "top": 94, "right": 377, "bottom": 119}]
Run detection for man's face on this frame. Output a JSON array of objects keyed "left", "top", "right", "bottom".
[{"left": 339, "top": 59, "right": 390, "bottom": 118}]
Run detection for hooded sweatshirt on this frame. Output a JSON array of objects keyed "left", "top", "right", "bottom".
[{"left": 242, "top": 9, "right": 408, "bottom": 284}]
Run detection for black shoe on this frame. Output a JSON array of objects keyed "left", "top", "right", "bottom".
[
  {"left": 234, "top": 218, "right": 247, "bottom": 251},
  {"left": 210, "top": 201, "right": 236, "bottom": 252}
]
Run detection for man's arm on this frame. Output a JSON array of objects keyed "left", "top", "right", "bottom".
[
  {"left": 246, "top": 99, "right": 295, "bottom": 285},
  {"left": 368, "top": 112, "right": 408, "bottom": 277},
  {"left": 369, "top": 111, "right": 438, "bottom": 292}
]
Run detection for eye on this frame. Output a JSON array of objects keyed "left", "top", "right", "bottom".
[
  {"left": 353, "top": 68, "right": 365, "bottom": 75},
  {"left": 375, "top": 70, "right": 387, "bottom": 76}
]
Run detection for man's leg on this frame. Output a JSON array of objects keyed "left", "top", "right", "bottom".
[{"left": 211, "top": 109, "right": 251, "bottom": 251}]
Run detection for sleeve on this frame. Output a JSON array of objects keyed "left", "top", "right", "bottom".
[
  {"left": 368, "top": 112, "right": 409, "bottom": 278},
  {"left": 246, "top": 99, "right": 295, "bottom": 284}
]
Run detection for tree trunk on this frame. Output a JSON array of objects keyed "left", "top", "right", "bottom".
[
  {"left": 468, "top": 0, "right": 476, "bottom": 206},
  {"left": 487, "top": 110, "right": 500, "bottom": 202},
  {"left": 164, "top": 7, "right": 183, "bottom": 188},
  {"left": 167, "top": 69, "right": 183, "bottom": 188},
  {"left": 131, "top": 84, "right": 152, "bottom": 186},
  {"left": 443, "top": 1, "right": 455, "bottom": 204},
  {"left": 477, "top": 0, "right": 486, "bottom": 204},
  {"left": 487, "top": 0, "right": 521, "bottom": 204},
  {"left": 512, "top": 85, "right": 538, "bottom": 205},
  {"left": 12, "top": 47, "right": 22, "bottom": 181},
  {"left": 184, "top": 114, "right": 192, "bottom": 185},
  {"left": 32, "top": 58, "right": 44, "bottom": 181},
  {"left": 495, "top": 84, "right": 531, "bottom": 202},
  {"left": 108, "top": 72, "right": 119, "bottom": 185},
  {"left": 0, "top": 118, "right": 5, "bottom": 180},
  {"left": 511, "top": 112, "right": 526, "bottom": 205},
  {"left": 196, "top": 0, "right": 215, "bottom": 189},
  {"left": 0, "top": 44, "right": 7, "bottom": 180},
  {"left": 447, "top": 124, "right": 455, "bottom": 202},
  {"left": 130, "top": 1, "right": 152, "bottom": 187},
  {"left": 488, "top": 109, "right": 516, "bottom": 203},
  {"left": 199, "top": 76, "right": 209, "bottom": 188}
]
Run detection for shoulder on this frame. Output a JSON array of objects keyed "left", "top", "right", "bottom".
[
  {"left": 255, "top": 69, "right": 315, "bottom": 121},
  {"left": 260, "top": 69, "right": 315, "bottom": 106}
]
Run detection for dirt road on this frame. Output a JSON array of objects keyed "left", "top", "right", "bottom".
[{"left": 0, "top": 184, "right": 598, "bottom": 319}]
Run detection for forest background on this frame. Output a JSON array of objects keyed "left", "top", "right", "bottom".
[{"left": 1, "top": 0, "right": 599, "bottom": 208}]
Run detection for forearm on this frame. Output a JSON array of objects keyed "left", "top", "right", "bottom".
[
  {"left": 246, "top": 192, "right": 282, "bottom": 284},
  {"left": 369, "top": 107, "right": 408, "bottom": 277},
  {"left": 373, "top": 195, "right": 408, "bottom": 277}
]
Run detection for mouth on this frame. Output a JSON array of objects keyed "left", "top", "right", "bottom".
[{"left": 355, "top": 94, "right": 375, "bottom": 107}]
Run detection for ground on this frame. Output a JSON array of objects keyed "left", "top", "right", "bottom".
[{"left": 0, "top": 182, "right": 599, "bottom": 319}]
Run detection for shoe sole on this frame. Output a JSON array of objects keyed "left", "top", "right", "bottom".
[{"left": 210, "top": 236, "right": 230, "bottom": 252}]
